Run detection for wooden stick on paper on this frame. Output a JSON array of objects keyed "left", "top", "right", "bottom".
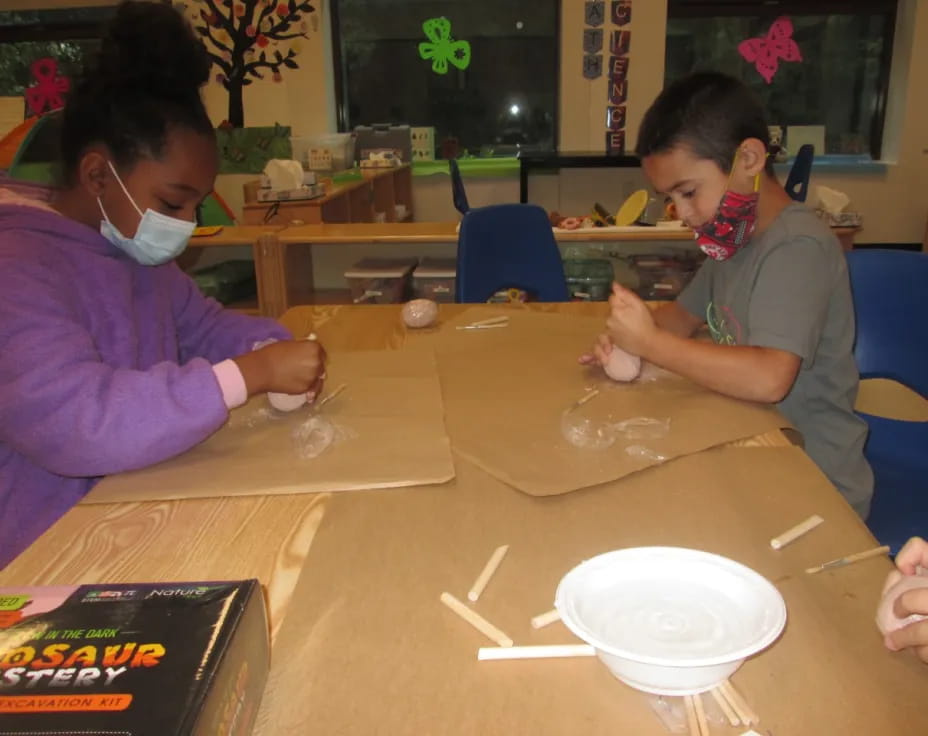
[
  {"left": 805, "top": 544, "right": 891, "bottom": 574},
  {"left": 468, "top": 544, "right": 509, "bottom": 602},
  {"left": 770, "top": 514, "right": 824, "bottom": 549},
  {"left": 683, "top": 695, "right": 701, "bottom": 736},
  {"left": 530, "top": 608, "right": 561, "bottom": 629},
  {"left": 314, "top": 383, "right": 347, "bottom": 411},
  {"left": 456, "top": 315, "right": 511, "bottom": 330},
  {"left": 720, "top": 680, "right": 759, "bottom": 726},
  {"left": 692, "top": 693, "right": 710, "bottom": 736},
  {"left": 709, "top": 686, "right": 741, "bottom": 726},
  {"left": 477, "top": 644, "right": 595, "bottom": 661},
  {"left": 439, "top": 592, "right": 513, "bottom": 647},
  {"left": 469, "top": 315, "right": 510, "bottom": 327},
  {"left": 567, "top": 388, "right": 600, "bottom": 412}
]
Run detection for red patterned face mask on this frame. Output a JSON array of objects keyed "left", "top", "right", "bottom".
[{"left": 694, "top": 154, "right": 761, "bottom": 262}]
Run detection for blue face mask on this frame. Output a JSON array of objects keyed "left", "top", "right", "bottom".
[{"left": 97, "top": 161, "right": 195, "bottom": 266}]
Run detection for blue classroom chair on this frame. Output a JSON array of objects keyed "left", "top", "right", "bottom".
[
  {"left": 455, "top": 203, "right": 569, "bottom": 303},
  {"left": 846, "top": 249, "right": 928, "bottom": 553},
  {"left": 784, "top": 144, "right": 814, "bottom": 203},
  {"left": 448, "top": 158, "right": 470, "bottom": 216}
]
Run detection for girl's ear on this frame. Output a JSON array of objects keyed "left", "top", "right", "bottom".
[
  {"left": 737, "top": 137, "right": 768, "bottom": 177},
  {"left": 78, "top": 148, "right": 109, "bottom": 198}
]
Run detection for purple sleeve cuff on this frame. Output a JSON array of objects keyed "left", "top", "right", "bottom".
[{"left": 212, "top": 359, "right": 248, "bottom": 409}]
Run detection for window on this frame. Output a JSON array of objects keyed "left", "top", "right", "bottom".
[
  {"left": 666, "top": 1, "right": 896, "bottom": 159},
  {"left": 332, "top": 0, "right": 559, "bottom": 159},
  {"left": 0, "top": 7, "right": 112, "bottom": 98}
]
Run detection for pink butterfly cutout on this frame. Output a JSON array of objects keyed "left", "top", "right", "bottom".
[{"left": 738, "top": 16, "right": 802, "bottom": 85}]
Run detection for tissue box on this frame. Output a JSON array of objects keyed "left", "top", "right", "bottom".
[
  {"left": 816, "top": 210, "right": 862, "bottom": 228},
  {"left": 0, "top": 580, "right": 269, "bottom": 736}
]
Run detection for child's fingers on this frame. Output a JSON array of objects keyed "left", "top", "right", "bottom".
[
  {"left": 886, "top": 618, "right": 928, "bottom": 652},
  {"left": 592, "top": 342, "right": 611, "bottom": 365},
  {"left": 882, "top": 570, "right": 903, "bottom": 596},
  {"left": 578, "top": 353, "right": 596, "bottom": 365},
  {"left": 893, "top": 586, "right": 928, "bottom": 619},
  {"left": 895, "top": 537, "right": 928, "bottom": 576},
  {"left": 597, "top": 333, "right": 613, "bottom": 354},
  {"left": 917, "top": 645, "right": 928, "bottom": 664}
]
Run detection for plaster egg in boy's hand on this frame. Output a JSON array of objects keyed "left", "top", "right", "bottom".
[
  {"left": 604, "top": 346, "right": 641, "bottom": 382},
  {"left": 402, "top": 298, "right": 438, "bottom": 328},
  {"left": 876, "top": 573, "right": 928, "bottom": 635}
]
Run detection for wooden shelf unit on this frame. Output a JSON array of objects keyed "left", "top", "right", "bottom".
[
  {"left": 240, "top": 165, "right": 413, "bottom": 227},
  {"left": 182, "top": 221, "right": 859, "bottom": 317}
]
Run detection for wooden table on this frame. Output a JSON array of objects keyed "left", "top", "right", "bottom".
[{"left": 3, "top": 304, "right": 923, "bottom": 735}]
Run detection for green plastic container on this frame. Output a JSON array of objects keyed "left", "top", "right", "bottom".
[{"left": 562, "top": 258, "right": 615, "bottom": 301}]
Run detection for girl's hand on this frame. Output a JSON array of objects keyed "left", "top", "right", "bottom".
[{"left": 235, "top": 339, "right": 326, "bottom": 398}]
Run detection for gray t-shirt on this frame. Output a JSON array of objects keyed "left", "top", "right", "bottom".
[{"left": 677, "top": 203, "right": 873, "bottom": 517}]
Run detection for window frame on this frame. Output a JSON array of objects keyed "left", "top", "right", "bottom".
[
  {"left": 666, "top": 0, "right": 898, "bottom": 160},
  {"left": 329, "top": 0, "right": 561, "bottom": 157}
]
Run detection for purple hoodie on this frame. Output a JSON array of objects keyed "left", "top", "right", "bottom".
[{"left": 0, "top": 196, "right": 289, "bottom": 568}]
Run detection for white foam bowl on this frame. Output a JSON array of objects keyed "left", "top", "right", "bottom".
[{"left": 555, "top": 547, "right": 786, "bottom": 696}]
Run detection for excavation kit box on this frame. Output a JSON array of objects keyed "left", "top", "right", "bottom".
[{"left": 0, "top": 579, "right": 268, "bottom": 735}]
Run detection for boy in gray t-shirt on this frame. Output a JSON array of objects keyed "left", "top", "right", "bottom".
[
  {"left": 581, "top": 72, "right": 873, "bottom": 517},
  {"left": 676, "top": 204, "right": 872, "bottom": 515}
]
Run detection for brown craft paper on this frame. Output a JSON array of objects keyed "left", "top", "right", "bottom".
[
  {"left": 427, "top": 308, "right": 792, "bottom": 496},
  {"left": 83, "top": 350, "right": 454, "bottom": 504},
  {"left": 254, "top": 447, "right": 928, "bottom": 736}
]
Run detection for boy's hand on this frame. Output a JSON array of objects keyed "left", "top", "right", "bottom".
[
  {"left": 880, "top": 537, "right": 928, "bottom": 663},
  {"left": 234, "top": 339, "right": 327, "bottom": 398},
  {"left": 606, "top": 283, "right": 657, "bottom": 358},
  {"left": 578, "top": 333, "right": 614, "bottom": 366}
]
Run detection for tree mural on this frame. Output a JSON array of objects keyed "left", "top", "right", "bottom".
[{"left": 180, "top": 0, "right": 316, "bottom": 128}]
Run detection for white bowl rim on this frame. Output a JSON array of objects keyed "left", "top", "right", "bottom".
[{"left": 554, "top": 546, "right": 787, "bottom": 668}]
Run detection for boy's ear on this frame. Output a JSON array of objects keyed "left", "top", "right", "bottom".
[{"left": 737, "top": 138, "right": 768, "bottom": 176}]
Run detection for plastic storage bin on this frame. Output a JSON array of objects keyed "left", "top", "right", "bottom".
[
  {"left": 630, "top": 251, "right": 704, "bottom": 300},
  {"left": 562, "top": 258, "right": 615, "bottom": 301},
  {"left": 412, "top": 258, "right": 456, "bottom": 302},
  {"left": 344, "top": 258, "right": 418, "bottom": 304},
  {"left": 291, "top": 133, "right": 355, "bottom": 172}
]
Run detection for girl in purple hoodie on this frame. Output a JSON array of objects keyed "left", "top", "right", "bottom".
[{"left": 0, "top": 1, "right": 326, "bottom": 568}]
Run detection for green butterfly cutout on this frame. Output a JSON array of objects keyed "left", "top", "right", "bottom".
[{"left": 418, "top": 17, "right": 471, "bottom": 74}]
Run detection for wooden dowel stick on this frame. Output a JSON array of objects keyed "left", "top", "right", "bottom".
[
  {"left": 805, "top": 544, "right": 891, "bottom": 574},
  {"left": 439, "top": 592, "right": 513, "bottom": 647},
  {"left": 770, "top": 514, "right": 824, "bottom": 549},
  {"left": 469, "top": 315, "right": 510, "bottom": 327},
  {"left": 468, "top": 544, "right": 509, "bottom": 602},
  {"left": 715, "top": 685, "right": 751, "bottom": 726},
  {"left": 709, "top": 686, "right": 741, "bottom": 726},
  {"left": 683, "top": 695, "right": 700, "bottom": 736},
  {"left": 477, "top": 644, "right": 595, "bottom": 661},
  {"left": 693, "top": 692, "right": 710, "bottom": 736},
  {"left": 721, "top": 680, "right": 759, "bottom": 726},
  {"left": 530, "top": 608, "right": 561, "bottom": 629}
]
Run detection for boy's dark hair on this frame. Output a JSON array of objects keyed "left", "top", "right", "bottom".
[
  {"left": 60, "top": 1, "right": 214, "bottom": 185},
  {"left": 635, "top": 72, "right": 775, "bottom": 175}
]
